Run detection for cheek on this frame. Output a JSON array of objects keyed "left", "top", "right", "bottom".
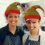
[
  {"left": 35, "top": 23, "right": 40, "bottom": 28},
  {"left": 6, "top": 18, "right": 13, "bottom": 24},
  {"left": 26, "top": 24, "right": 31, "bottom": 28},
  {"left": 7, "top": 19, "right": 11, "bottom": 24},
  {"left": 6, "top": 18, "right": 10, "bottom": 23},
  {"left": 14, "top": 18, "right": 19, "bottom": 23},
  {"left": 26, "top": 24, "right": 29, "bottom": 26}
]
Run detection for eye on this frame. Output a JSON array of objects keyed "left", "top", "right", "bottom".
[
  {"left": 32, "top": 22, "right": 36, "bottom": 23},
  {"left": 14, "top": 16, "right": 19, "bottom": 18},
  {"left": 8, "top": 15, "right": 12, "bottom": 18},
  {"left": 14, "top": 16, "right": 17, "bottom": 18},
  {"left": 26, "top": 21, "right": 31, "bottom": 24}
]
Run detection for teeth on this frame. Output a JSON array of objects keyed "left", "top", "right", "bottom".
[{"left": 12, "top": 22, "right": 15, "bottom": 23}]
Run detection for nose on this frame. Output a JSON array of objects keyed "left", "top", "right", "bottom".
[
  {"left": 12, "top": 17, "right": 16, "bottom": 21},
  {"left": 30, "top": 23, "right": 33, "bottom": 27}
]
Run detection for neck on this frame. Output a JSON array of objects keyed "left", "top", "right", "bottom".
[
  {"left": 30, "top": 33, "right": 39, "bottom": 38},
  {"left": 9, "top": 25, "right": 16, "bottom": 35},
  {"left": 29, "top": 29, "right": 39, "bottom": 37}
]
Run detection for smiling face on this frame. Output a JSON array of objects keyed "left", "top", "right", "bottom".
[
  {"left": 26, "top": 19, "right": 40, "bottom": 34},
  {"left": 6, "top": 13, "right": 19, "bottom": 27}
]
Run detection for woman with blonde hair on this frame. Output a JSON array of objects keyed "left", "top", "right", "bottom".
[{"left": 0, "top": 2, "right": 24, "bottom": 45}]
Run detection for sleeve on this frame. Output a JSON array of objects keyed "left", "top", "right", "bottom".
[
  {"left": 22, "top": 33, "right": 29, "bottom": 45},
  {"left": 0, "top": 29, "right": 6, "bottom": 45},
  {"left": 40, "top": 31, "right": 45, "bottom": 45}
]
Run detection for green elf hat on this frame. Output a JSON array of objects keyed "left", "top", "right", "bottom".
[
  {"left": 24, "top": 5, "right": 44, "bottom": 21},
  {"left": 5, "top": 2, "right": 20, "bottom": 17}
]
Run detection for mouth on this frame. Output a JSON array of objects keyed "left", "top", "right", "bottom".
[
  {"left": 30, "top": 28, "right": 36, "bottom": 31},
  {"left": 12, "top": 22, "right": 15, "bottom": 23},
  {"left": 10, "top": 21, "right": 17, "bottom": 25},
  {"left": 30, "top": 27, "right": 34, "bottom": 29},
  {"left": 30, "top": 27, "right": 36, "bottom": 30}
]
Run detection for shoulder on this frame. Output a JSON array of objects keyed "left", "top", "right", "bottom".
[
  {"left": 17, "top": 26, "right": 24, "bottom": 37},
  {"left": 0, "top": 25, "right": 8, "bottom": 38},
  {"left": 40, "top": 30, "right": 45, "bottom": 45},
  {"left": 0, "top": 25, "right": 8, "bottom": 35},
  {"left": 0, "top": 26, "right": 8, "bottom": 45},
  {"left": 39, "top": 27, "right": 45, "bottom": 45},
  {"left": 0, "top": 25, "right": 8, "bottom": 34},
  {"left": 22, "top": 33, "right": 29, "bottom": 45},
  {"left": 0, "top": 25, "right": 8, "bottom": 31}
]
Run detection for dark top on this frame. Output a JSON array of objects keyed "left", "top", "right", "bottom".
[
  {"left": 25, "top": 36, "right": 40, "bottom": 45},
  {"left": 0, "top": 25, "right": 24, "bottom": 45}
]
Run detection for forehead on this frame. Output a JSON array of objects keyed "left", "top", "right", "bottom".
[
  {"left": 8, "top": 13, "right": 19, "bottom": 16},
  {"left": 27, "top": 19, "right": 39, "bottom": 22}
]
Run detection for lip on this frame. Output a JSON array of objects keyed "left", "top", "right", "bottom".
[
  {"left": 11, "top": 21, "right": 16, "bottom": 24},
  {"left": 30, "top": 28, "right": 34, "bottom": 30},
  {"left": 12, "top": 22, "right": 15, "bottom": 23}
]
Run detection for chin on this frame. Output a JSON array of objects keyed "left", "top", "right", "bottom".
[{"left": 11, "top": 24, "right": 16, "bottom": 26}]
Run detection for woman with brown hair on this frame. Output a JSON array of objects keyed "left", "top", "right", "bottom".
[{"left": 23, "top": 5, "right": 45, "bottom": 45}]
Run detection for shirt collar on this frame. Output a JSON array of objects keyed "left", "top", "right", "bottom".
[{"left": 5, "top": 24, "right": 19, "bottom": 36}]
